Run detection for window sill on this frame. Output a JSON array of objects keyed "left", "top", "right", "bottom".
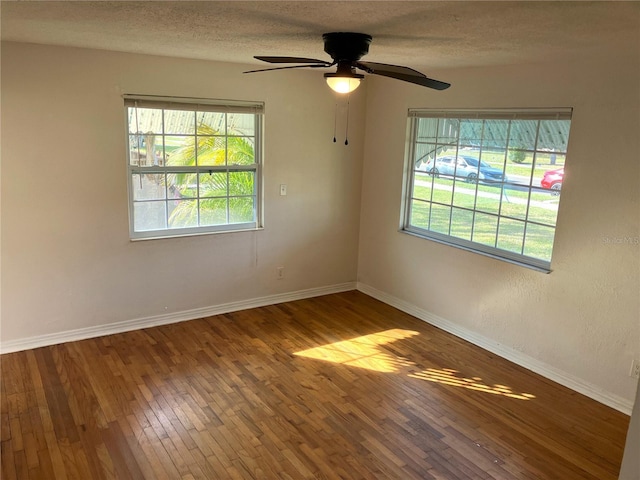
[{"left": 130, "top": 226, "right": 264, "bottom": 242}]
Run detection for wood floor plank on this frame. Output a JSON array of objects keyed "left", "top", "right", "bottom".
[{"left": 0, "top": 291, "right": 631, "bottom": 479}]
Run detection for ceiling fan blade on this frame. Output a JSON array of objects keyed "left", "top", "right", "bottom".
[
  {"left": 244, "top": 63, "right": 332, "bottom": 74},
  {"left": 356, "top": 61, "right": 426, "bottom": 77},
  {"left": 375, "top": 71, "right": 451, "bottom": 90},
  {"left": 255, "top": 56, "right": 330, "bottom": 64},
  {"left": 356, "top": 61, "right": 451, "bottom": 90}
]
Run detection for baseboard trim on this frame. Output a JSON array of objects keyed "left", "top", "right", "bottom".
[
  {"left": 0, "top": 282, "right": 357, "bottom": 354},
  {"left": 357, "top": 282, "right": 633, "bottom": 415}
]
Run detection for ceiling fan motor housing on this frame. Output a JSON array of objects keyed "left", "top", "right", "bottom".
[{"left": 323, "top": 32, "right": 372, "bottom": 61}]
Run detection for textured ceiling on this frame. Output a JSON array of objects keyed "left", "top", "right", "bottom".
[{"left": 2, "top": 1, "right": 639, "bottom": 71}]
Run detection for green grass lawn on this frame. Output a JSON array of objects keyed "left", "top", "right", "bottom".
[
  {"left": 465, "top": 150, "right": 565, "bottom": 182},
  {"left": 409, "top": 175, "right": 557, "bottom": 261}
]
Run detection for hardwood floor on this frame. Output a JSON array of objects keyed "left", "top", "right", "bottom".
[{"left": 1, "top": 291, "right": 630, "bottom": 479}]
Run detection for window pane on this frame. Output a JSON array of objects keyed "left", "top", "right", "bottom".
[
  {"left": 128, "top": 107, "right": 162, "bottom": 134},
  {"left": 410, "top": 199, "right": 431, "bottom": 229},
  {"left": 197, "top": 136, "right": 226, "bottom": 166},
  {"left": 497, "top": 218, "right": 525, "bottom": 254},
  {"left": 432, "top": 175, "right": 453, "bottom": 204},
  {"left": 229, "top": 171, "right": 254, "bottom": 196},
  {"left": 472, "top": 212, "right": 498, "bottom": 247},
  {"left": 538, "top": 120, "right": 570, "bottom": 152},
  {"left": 197, "top": 111, "right": 226, "bottom": 134},
  {"left": 482, "top": 120, "right": 509, "bottom": 150},
  {"left": 229, "top": 197, "right": 255, "bottom": 223},
  {"left": 129, "top": 134, "right": 143, "bottom": 165},
  {"left": 412, "top": 173, "right": 433, "bottom": 201},
  {"left": 416, "top": 118, "right": 438, "bottom": 142},
  {"left": 437, "top": 118, "right": 459, "bottom": 146},
  {"left": 165, "top": 136, "right": 194, "bottom": 166},
  {"left": 430, "top": 203, "right": 452, "bottom": 235},
  {"left": 450, "top": 208, "right": 473, "bottom": 241},
  {"left": 200, "top": 198, "right": 228, "bottom": 226},
  {"left": 164, "top": 109, "right": 195, "bottom": 135},
  {"left": 168, "top": 200, "right": 198, "bottom": 228},
  {"left": 459, "top": 119, "right": 483, "bottom": 148},
  {"left": 527, "top": 187, "right": 559, "bottom": 226},
  {"left": 475, "top": 188, "right": 502, "bottom": 215},
  {"left": 134, "top": 201, "right": 166, "bottom": 231},
  {"left": 227, "top": 137, "right": 255, "bottom": 166},
  {"left": 523, "top": 223, "right": 556, "bottom": 261},
  {"left": 500, "top": 190, "right": 529, "bottom": 220},
  {"left": 506, "top": 149, "right": 535, "bottom": 186},
  {"left": 167, "top": 173, "right": 197, "bottom": 199},
  {"left": 228, "top": 113, "right": 255, "bottom": 136},
  {"left": 414, "top": 142, "right": 437, "bottom": 170},
  {"left": 452, "top": 178, "right": 475, "bottom": 209},
  {"left": 129, "top": 134, "right": 165, "bottom": 166},
  {"left": 199, "top": 172, "right": 227, "bottom": 198},
  {"left": 132, "top": 174, "right": 166, "bottom": 201},
  {"left": 151, "top": 135, "right": 166, "bottom": 166},
  {"left": 510, "top": 120, "right": 538, "bottom": 151},
  {"left": 144, "top": 133, "right": 165, "bottom": 166}
]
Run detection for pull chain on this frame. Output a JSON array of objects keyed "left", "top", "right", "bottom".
[
  {"left": 333, "top": 102, "right": 337, "bottom": 143},
  {"left": 344, "top": 94, "right": 350, "bottom": 146}
]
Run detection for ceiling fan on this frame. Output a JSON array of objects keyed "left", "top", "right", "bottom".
[{"left": 244, "top": 32, "right": 450, "bottom": 94}]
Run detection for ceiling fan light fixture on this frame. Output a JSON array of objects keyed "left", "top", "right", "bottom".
[
  {"left": 324, "top": 62, "right": 364, "bottom": 94},
  {"left": 324, "top": 74, "right": 363, "bottom": 94}
]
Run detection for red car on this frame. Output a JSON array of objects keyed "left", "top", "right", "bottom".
[{"left": 541, "top": 168, "right": 564, "bottom": 195}]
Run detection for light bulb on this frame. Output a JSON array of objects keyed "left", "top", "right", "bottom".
[{"left": 325, "top": 76, "right": 362, "bottom": 94}]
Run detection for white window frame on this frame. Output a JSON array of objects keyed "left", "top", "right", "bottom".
[
  {"left": 401, "top": 108, "right": 572, "bottom": 272},
  {"left": 125, "top": 95, "right": 264, "bottom": 240}
]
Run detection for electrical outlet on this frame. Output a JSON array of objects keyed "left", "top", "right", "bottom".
[
  {"left": 276, "top": 266, "right": 284, "bottom": 279},
  {"left": 630, "top": 359, "right": 640, "bottom": 379}
]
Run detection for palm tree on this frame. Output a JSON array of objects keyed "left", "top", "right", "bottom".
[
  {"left": 166, "top": 124, "right": 255, "bottom": 167},
  {"left": 164, "top": 123, "right": 256, "bottom": 227}
]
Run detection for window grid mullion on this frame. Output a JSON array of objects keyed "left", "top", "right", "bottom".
[
  {"left": 468, "top": 119, "right": 486, "bottom": 243},
  {"left": 503, "top": 119, "right": 526, "bottom": 255},
  {"left": 493, "top": 120, "right": 510, "bottom": 249},
  {"left": 520, "top": 120, "right": 543, "bottom": 255},
  {"left": 407, "top": 118, "right": 418, "bottom": 227},
  {"left": 428, "top": 119, "right": 442, "bottom": 231},
  {"left": 193, "top": 111, "right": 201, "bottom": 227},
  {"left": 448, "top": 120, "right": 461, "bottom": 237}
]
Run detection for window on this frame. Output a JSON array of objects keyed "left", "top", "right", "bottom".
[
  {"left": 402, "top": 109, "right": 572, "bottom": 272},
  {"left": 125, "top": 95, "right": 263, "bottom": 239}
]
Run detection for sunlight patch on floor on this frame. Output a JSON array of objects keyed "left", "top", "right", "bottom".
[
  {"left": 294, "top": 329, "right": 536, "bottom": 400},
  {"left": 409, "top": 368, "right": 536, "bottom": 400},
  {"left": 294, "top": 329, "right": 419, "bottom": 373}
]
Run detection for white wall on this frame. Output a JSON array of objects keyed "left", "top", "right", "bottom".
[
  {"left": 0, "top": 42, "right": 365, "bottom": 343},
  {"left": 357, "top": 55, "right": 640, "bottom": 409}
]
